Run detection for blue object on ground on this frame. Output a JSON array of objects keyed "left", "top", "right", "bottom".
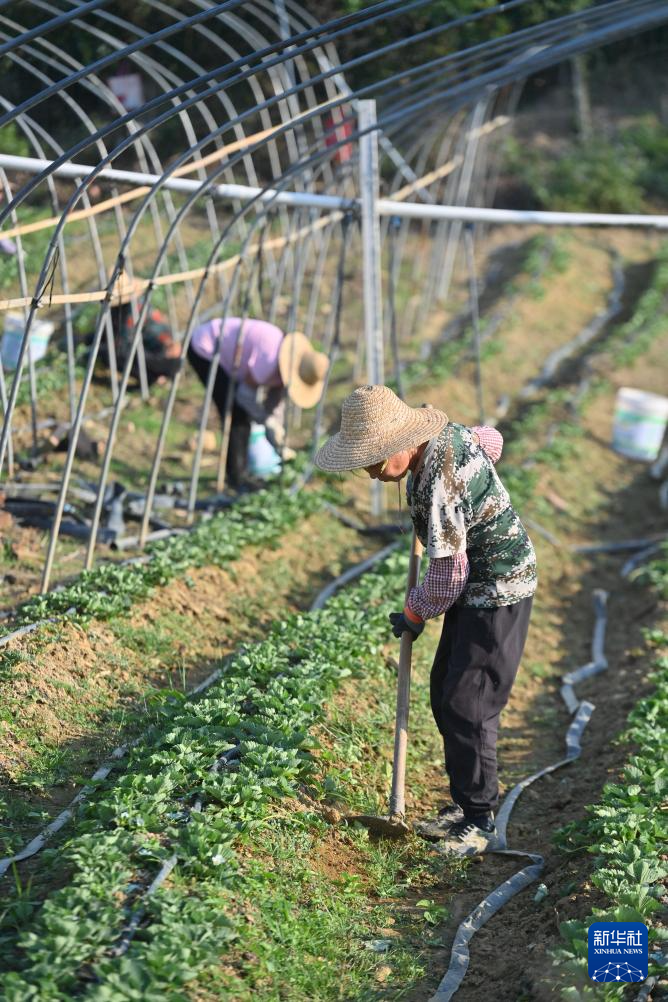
[{"left": 248, "top": 422, "right": 281, "bottom": 477}]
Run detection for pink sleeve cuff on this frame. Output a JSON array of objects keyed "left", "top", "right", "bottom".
[
  {"left": 407, "top": 553, "right": 469, "bottom": 621},
  {"left": 472, "top": 425, "right": 503, "bottom": 464}
]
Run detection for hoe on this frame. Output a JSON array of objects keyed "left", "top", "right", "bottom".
[{"left": 349, "top": 529, "right": 423, "bottom": 837}]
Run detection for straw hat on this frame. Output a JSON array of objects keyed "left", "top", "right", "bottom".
[
  {"left": 278, "top": 331, "right": 329, "bottom": 409},
  {"left": 315, "top": 384, "right": 448, "bottom": 472},
  {"left": 109, "top": 273, "right": 145, "bottom": 306}
]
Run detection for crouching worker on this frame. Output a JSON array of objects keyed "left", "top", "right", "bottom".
[
  {"left": 187, "top": 317, "right": 329, "bottom": 489},
  {"left": 315, "top": 385, "right": 537, "bottom": 856},
  {"left": 97, "top": 275, "right": 181, "bottom": 385}
]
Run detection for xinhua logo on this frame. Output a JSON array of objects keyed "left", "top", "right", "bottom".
[{"left": 588, "top": 922, "right": 648, "bottom": 983}]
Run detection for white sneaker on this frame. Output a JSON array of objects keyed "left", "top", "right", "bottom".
[
  {"left": 435, "top": 817, "right": 501, "bottom": 857},
  {"left": 414, "top": 802, "right": 465, "bottom": 839}
]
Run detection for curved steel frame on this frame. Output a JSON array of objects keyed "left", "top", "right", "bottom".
[{"left": 0, "top": 0, "right": 665, "bottom": 591}]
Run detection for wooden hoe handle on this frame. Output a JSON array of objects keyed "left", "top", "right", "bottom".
[{"left": 388, "top": 529, "right": 423, "bottom": 819}]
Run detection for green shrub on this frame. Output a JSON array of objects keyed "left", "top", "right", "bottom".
[
  {"left": 549, "top": 143, "right": 645, "bottom": 213},
  {"left": 504, "top": 136, "right": 645, "bottom": 213},
  {"left": 0, "top": 123, "right": 30, "bottom": 158},
  {"left": 622, "top": 114, "right": 668, "bottom": 203}
]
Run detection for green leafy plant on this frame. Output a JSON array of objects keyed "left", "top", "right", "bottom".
[
  {"left": 0, "top": 550, "right": 412, "bottom": 998},
  {"left": 620, "top": 115, "right": 668, "bottom": 203},
  {"left": 3, "top": 485, "right": 322, "bottom": 635},
  {"left": 0, "top": 123, "right": 30, "bottom": 158},
  {"left": 550, "top": 608, "right": 668, "bottom": 998},
  {"left": 633, "top": 543, "right": 668, "bottom": 599}
]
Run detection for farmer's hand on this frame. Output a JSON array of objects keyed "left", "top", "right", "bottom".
[
  {"left": 389, "top": 611, "right": 424, "bottom": 641},
  {"left": 265, "top": 413, "right": 285, "bottom": 448}
]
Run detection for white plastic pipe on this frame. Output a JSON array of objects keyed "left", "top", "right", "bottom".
[{"left": 4, "top": 154, "right": 668, "bottom": 228}]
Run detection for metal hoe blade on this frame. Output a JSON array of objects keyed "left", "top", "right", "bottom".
[{"left": 346, "top": 813, "right": 411, "bottom": 837}]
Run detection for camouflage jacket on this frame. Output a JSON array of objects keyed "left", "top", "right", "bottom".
[{"left": 407, "top": 423, "right": 537, "bottom": 608}]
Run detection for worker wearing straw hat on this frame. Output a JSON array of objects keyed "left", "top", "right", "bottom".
[
  {"left": 188, "top": 318, "right": 329, "bottom": 488},
  {"left": 316, "top": 385, "right": 537, "bottom": 855}
]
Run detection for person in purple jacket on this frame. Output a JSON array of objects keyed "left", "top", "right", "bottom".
[{"left": 188, "top": 317, "right": 328, "bottom": 488}]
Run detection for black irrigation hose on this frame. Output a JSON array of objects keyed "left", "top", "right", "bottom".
[
  {"left": 0, "top": 484, "right": 238, "bottom": 647},
  {"left": 310, "top": 259, "right": 664, "bottom": 994},
  {"left": 0, "top": 488, "right": 402, "bottom": 876},
  {"left": 0, "top": 520, "right": 656, "bottom": 994},
  {"left": 311, "top": 499, "right": 631, "bottom": 1002},
  {"left": 310, "top": 540, "right": 402, "bottom": 611},
  {"left": 0, "top": 0, "right": 664, "bottom": 953},
  {"left": 621, "top": 543, "right": 666, "bottom": 578},
  {"left": 0, "top": 661, "right": 228, "bottom": 878},
  {"left": 107, "top": 743, "right": 241, "bottom": 961},
  {"left": 572, "top": 534, "right": 668, "bottom": 554},
  {"left": 0, "top": 191, "right": 654, "bottom": 871},
  {"left": 320, "top": 499, "right": 409, "bottom": 536},
  {"left": 428, "top": 298, "right": 666, "bottom": 994},
  {"left": 0, "top": 607, "right": 77, "bottom": 652}
]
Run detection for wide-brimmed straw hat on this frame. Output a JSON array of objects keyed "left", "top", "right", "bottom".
[
  {"left": 315, "top": 384, "right": 448, "bottom": 472},
  {"left": 109, "top": 273, "right": 145, "bottom": 306},
  {"left": 278, "top": 331, "right": 329, "bottom": 409}
]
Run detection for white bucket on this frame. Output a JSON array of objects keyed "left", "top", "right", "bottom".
[
  {"left": 1, "top": 312, "right": 55, "bottom": 371},
  {"left": 612, "top": 386, "right": 668, "bottom": 462}
]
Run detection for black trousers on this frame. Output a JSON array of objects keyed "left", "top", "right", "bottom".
[
  {"left": 186, "top": 345, "right": 251, "bottom": 488},
  {"left": 430, "top": 597, "right": 533, "bottom": 818}
]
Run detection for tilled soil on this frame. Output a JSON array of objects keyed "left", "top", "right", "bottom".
[{"left": 0, "top": 506, "right": 384, "bottom": 843}]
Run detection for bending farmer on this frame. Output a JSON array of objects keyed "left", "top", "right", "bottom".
[
  {"left": 94, "top": 274, "right": 181, "bottom": 385},
  {"left": 315, "top": 385, "right": 537, "bottom": 856},
  {"left": 188, "top": 318, "right": 328, "bottom": 489}
]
